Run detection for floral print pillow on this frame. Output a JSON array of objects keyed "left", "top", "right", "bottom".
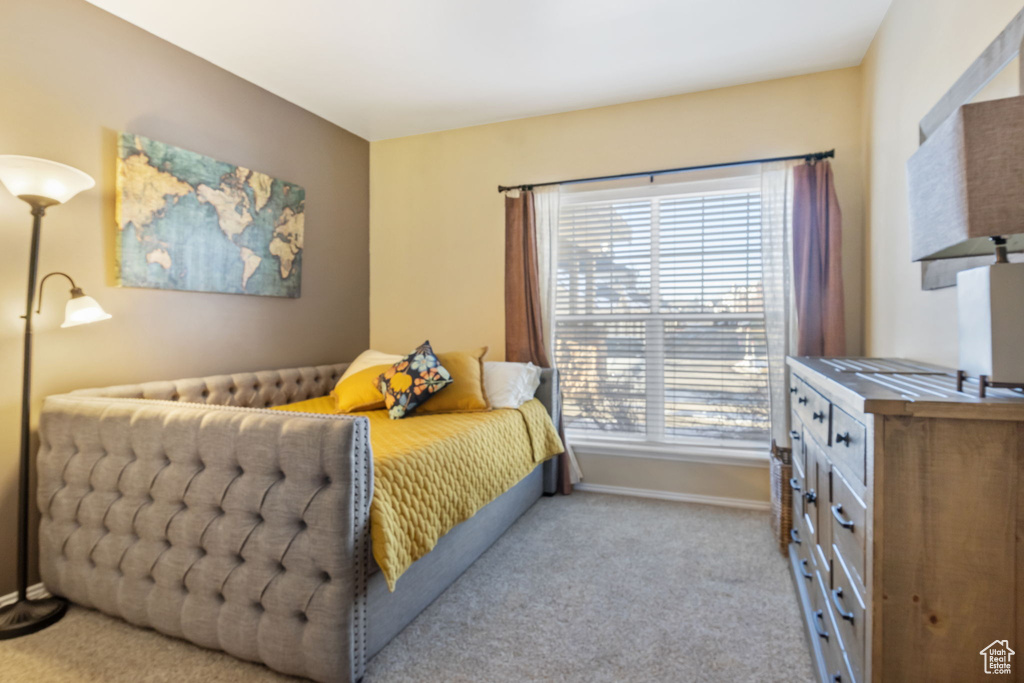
[{"left": 376, "top": 341, "right": 453, "bottom": 419}]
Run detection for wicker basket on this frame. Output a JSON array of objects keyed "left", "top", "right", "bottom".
[{"left": 769, "top": 439, "right": 793, "bottom": 555}]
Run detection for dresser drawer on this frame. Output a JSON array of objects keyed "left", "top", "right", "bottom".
[
  {"left": 813, "top": 571, "right": 847, "bottom": 682},
  {"left": 789, "top": 463, "right": 807, "bottom": 546},
  {"left": 798, "top": 504, "right": 820, "bottom": 569},
  {"left": 831, "top": 552, "right": 866, "bottom": 683},
  {"left": 791, "top": 512, "right": 815, "bottom": 574},
  {"left": 802, "top": 470, "right": 820, "bottom": 558},
  {"left": 789, "top": 454, "right": 810, "bottom": 561},
  {"left": 791, "top": 540, "right": 817, "bottom": 605},
  {"left": 794, "top": 547, "right": 816, "bottom": 589},
  {"left": 823, "top": 621, "right": 855, "bottom": 683},
  {"left": 828, "top": 405, "right": 866, "bottom": 485},
  {"left": 810, "top": 441, "right": 831, "bottom": 573},
  {"left": 829, "top": 649, "right": 857, "bottom": 683},
  {"left": 831, "top": 468, "right": 867, "bottom": 592},
  {"left": 790, "top": 411, "right": 807, "bottom": 477},
  {"left": 792, "top": 376, "right": 831, "bottom": 447}
]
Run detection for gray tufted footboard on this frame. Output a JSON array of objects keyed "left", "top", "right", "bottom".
[{"left": 37, "top": 364, "right": 373, "bottom": 682}]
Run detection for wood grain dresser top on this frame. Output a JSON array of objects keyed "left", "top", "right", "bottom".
[{"left": 786, "top": 357, "right": 1024, "bottom": 421}]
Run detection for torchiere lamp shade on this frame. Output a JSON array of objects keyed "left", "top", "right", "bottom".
[
  {"left": 0, "top": 155, "right": 95, "bottom": 205},
  {"left": 907, "top": 95, "right": 1024, "bottom": 262}
]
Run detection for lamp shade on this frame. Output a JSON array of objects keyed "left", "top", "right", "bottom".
[
  {"left": 61, "top": 295, "right": 111, "bottom": 328},
  {"left": 907, "top": 95, "right": 1024, "bottom": 262},
  {"left": 0, "top": 155, "right": 95, "bottom": 205}
]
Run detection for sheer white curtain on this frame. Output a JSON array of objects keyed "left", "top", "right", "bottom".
[
  {"left": 760, "top": 161, "right": 799, "bottom": 446},
  {"left": 534, "top": 186, "right": 559, "bottom": 361},
  {"left": 534, "top": 185, "right": 583, "bottom": 483}
]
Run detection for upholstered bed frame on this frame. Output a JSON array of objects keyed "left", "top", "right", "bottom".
[{"left": 36, "top": 363, "right": 560, "bottom": 682}]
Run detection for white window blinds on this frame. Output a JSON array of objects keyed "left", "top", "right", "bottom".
[{"left": 554, "top": 169, "right": 769, "bottom": 444}]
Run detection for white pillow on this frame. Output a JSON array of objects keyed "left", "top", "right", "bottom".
[
  {"left": 484, "top": 361, "right": 543, "bottom": 409},
  {"left": 340, "top": 349, "right": 403, "bottom": 383}
]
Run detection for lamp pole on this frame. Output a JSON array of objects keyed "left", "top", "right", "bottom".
[
  {"left": 0, "top": 197, "right": 69, "bottom": 637},
  {"left": 16, "top": 202, "right": 46, "bottom": 602}
]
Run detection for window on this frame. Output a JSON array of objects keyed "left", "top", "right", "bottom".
[{"left": 554, "top": 168, "right": 769, "bottom": 446}]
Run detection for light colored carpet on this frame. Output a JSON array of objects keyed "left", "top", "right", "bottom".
[{"left": 0, "top": 492, "right": 812, "bottom": 682}]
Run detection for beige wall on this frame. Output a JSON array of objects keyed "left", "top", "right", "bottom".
[
  {"left": 370, "top": 67, "right": 865, "bottom": 358},
  {"left": 0, "top": 0, "right": 369, "bottom": 595},
  {"left": 370, "top": 68, "right": 865, "bottom": 503},
  {"left": 861, "top": 0, "right": 1023, "bottom": 363},
  {"left": 574, "top": 454, "right": 770, "bottom": 508}
]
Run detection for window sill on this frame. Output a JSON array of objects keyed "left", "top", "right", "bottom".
[{"left": 567, "top": 436, "right": 769, "bottom": 468}]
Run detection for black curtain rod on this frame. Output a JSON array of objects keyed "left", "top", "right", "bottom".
[{"left": 497, "top": 149, "right": 835, "bottom": 193}]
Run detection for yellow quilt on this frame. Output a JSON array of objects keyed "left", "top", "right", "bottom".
[{"left": 274, "top": 397, "right": 562, "bottom": 590}]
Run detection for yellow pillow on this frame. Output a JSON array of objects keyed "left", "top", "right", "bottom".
[
  {"left": 416, "top": 346, "right": 490, "bottom": 414},
  {"left": 332, "top": 364, "right": 391, "bottom": 413},
  {"left": 333, "top": 348, "right": 491, "bottom": 415}
]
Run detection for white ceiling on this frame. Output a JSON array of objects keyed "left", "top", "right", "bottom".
[{"left": 85, "top": 0, "right": 892, "bottom": 141}]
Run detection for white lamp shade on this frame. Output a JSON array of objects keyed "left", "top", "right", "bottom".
[
  {"left": 61, "top": 295, "right": 112, "bottom": 328},
  {"left": 0, "top": 155, "right": 95, "bottom": 205}
]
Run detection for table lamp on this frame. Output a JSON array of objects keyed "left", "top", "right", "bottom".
[
  {"left": 0, "top": 155, "right": 111, "bottom": 639},
  {"left": 907, "top": 95, "right": 1024, "bottom": 396}
]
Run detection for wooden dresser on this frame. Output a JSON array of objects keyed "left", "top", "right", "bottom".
[{"left": 786, "top": 357, "right": 1024, "bottom": 683}]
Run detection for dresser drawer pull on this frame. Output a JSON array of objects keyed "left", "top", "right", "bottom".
[
  {"left": 832, "top": 674, "right": 842, "bottom": 683},
  {"left": 789, "top": 430, "right": 801, "bottom": 441},
  {"left": 835, "top": 432, "right": 851, "bottom": 446},
  {"left": 813, "top": 610, "right": 830, "bottom": 641},
  {"left": 812, "top": 410, "right": 826, "bottom": 422},
  {"left": 790, "top": 387, "right": 798, "bottom": 394},
  {"left": 831, "top": 587, "right": 855, "bottom": 623},
  {"left": 798, "top": 397, "right": 809, "bottom": 405},
  {"left": 789, "top": 478, "right": 801, "bottom": 492},
  {"left": 790, "top": 528, "right": 802, "bottom": 545},
  {"left": 831, "top": 504, "right": 855, "bottom": 530},
  {"left": 799, "top": 558, "right": 813, "bottom": 580},
  {"left": 804, "top": 489, "right": 817, "bottom": 504}
]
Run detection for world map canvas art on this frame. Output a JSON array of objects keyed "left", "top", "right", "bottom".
[{"left": 116, "top": 133, "right": 305, "bottom": 297}]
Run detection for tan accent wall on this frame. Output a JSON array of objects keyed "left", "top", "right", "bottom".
[
  {"left": 861, "top": 0, "right": 1023, "bottom": 363},
  {"left": 0, "top": 0, "right": 369, "bottom": 595}
]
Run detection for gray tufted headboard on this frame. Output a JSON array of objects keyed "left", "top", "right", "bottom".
[{"left": 72, "top": 363, "right": 350, "bottom": 409}]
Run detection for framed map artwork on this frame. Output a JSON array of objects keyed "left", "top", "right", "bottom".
[{"left": 116, "top": 133, "right": 304, "bottom": 297}]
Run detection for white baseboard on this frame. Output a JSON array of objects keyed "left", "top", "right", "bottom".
[
  {"left": 574, "top": 482, "right": 770, "bottom": 511},
  {"left": 0, "top": 583, "right": 50, "bottom": 608}
]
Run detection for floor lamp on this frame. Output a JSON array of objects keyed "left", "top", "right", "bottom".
[{"left": 0, "top": 155, "right": 111, "bottom": 639}]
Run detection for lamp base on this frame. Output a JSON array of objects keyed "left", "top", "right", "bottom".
[
  {"left": 957, "top": 263, "right": 1024, "bottom": 385},
  {"left": 0, "top": 596, "right": 68, "bottom": 640}
]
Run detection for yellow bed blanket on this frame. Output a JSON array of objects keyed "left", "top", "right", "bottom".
[{"left": 274, "top": 397, "right": 563, "bottom": 590}]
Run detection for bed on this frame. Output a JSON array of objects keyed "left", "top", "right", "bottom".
[{"left": 35, "top": 362, "right": 562, "bottom": 682}]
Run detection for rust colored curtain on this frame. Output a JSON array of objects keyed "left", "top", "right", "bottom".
[
  {"left": 505, "top": 190, "right": 571, "bottom": 493},
  {"left": 505, "top": 190, "right": 551, "bottom": 367},
  {"left": 792, "top": 160, "right": 846, "bottom": 357}
]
